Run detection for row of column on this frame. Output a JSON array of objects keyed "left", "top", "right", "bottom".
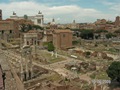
[{"left": 20, "top": 49, "right": 33, "bottom": 81}]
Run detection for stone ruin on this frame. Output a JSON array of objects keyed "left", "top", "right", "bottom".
[
  {"left": 65, "top": 62, "right": 96, "bottom": 73},
  {"left": 91, "top": 51, "right": 113, "bottom": 60},
  {"left": 73, "top": 49, "right": 113, "bottom": 60}
]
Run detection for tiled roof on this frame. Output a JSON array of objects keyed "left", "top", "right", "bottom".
[
  {"left": 27, "top": 30, "right": 38, "bottom": 33},
  {"left": 53, "top": 29, "right": 73, "bottom": 33},
  {"left": 27, "top": 30, "right": 43, "bottom": 33}
]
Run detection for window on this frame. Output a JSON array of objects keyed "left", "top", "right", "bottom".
[
  {"left": 63, "top": 34, "right": 65, "bottom": 37},
  {"left": 37, "top": 19, "right": 41, "bottom": 24}
]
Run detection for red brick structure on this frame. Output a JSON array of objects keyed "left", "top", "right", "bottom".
[
  {"left": 53, "top": 29, "right": 73, "bottom": 49},
  {"left": 0, "top": 9, "right": 2, "bottom": 20},
  {"left": 0, "top": 19, "right": 20, "bottom": 41},
  {"left": 115, "top": 16, "right": 120, "bottom": 27},
  {"left": 95, "top": 19, "right": 107, "bottom": 24}
]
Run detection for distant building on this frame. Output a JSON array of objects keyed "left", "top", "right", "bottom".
[
  {"left": 49, "top": 18, "right": 58, "bottom": 29},
  {"left": 10, "top": 11, "right": 44, "bottom": 27},
  {"left": 57, "top": 20, "right": 80, "bottom": 29},
  {"left": 23, "top": 30, "right": 43, "bottom": 46},
  {"left": 71, "top": 20, "right": 78, "bottom": 29},
  {"left": 53, "top": 29, "right": 73, "bottom": 49},
  {"left": 0, "top": 9, "right": 2, "bottom": 20},
  {"left": 95, "top": 19, "right": 107, "bottom": 24},
  {"left": 42, "top": 30, "right": 53, "bottom": 42},
  {"left": 0, "top": 19, "right": 20, "bottom": 41},
  {"left": 115, "top": 16, "right": 120, "bottom": 27}
]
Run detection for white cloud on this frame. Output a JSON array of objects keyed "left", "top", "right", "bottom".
[
  {"left": 102, "top": 1, "right": 115, "bottom": 6},
  {"left": 0, "top": 1, "right": 115, "bottom": 23},
  {"left": 100, "top": 1, "right": 120, "bottom": 18},
  {"left": 110, "top": 4, "right": 120, "bottom": 12}
]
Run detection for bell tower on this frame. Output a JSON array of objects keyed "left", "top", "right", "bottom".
[{"left": 0, "top": 9, "right": 2, "bottom": 20}]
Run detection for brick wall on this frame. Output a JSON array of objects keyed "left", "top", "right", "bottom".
[{"left": 53, "top": 30, "right": 73, "bottom": 49}]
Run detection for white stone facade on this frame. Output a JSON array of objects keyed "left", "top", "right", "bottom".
[
  {"left": 10, "top": 11, "right": 44, "bottom": 27},
  {"left": 23, "top": 33, "right": 38, "bottom": 46}
]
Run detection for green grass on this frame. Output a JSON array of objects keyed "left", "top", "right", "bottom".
[
  {"left": 107, "top": 48, "right": 118, "bottom": 54},
  {"left": 37, "top": 51, "right": 66, "bottom": 64},
  {"left": 96, "top": 72, "right": 110, "bottom": 80},
  {"left": 90, "top": 71, "right": 110, "bottom": 80},
  {"left": 47, "top": 73, "right": 62, "bottom": 81},
  {"left": 48, "top": 56, "right": 65, "bottom": 64},
  {"left": 90, "top": 73, "right": 96, "bottom": 79},
  {"left": 43, "top": 52, "right": 66, "bottom": 63}
]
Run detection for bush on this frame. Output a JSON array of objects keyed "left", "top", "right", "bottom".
[
  {"left": 80, "top": 29, "right": 94, "bottom": 39},
  {"left": 104, "top": 44, "right": 107, "bottom": 47},
  {"left": 84, "top": 51, "right": 91, "bottom": 58},
  {"left": 85, "top": 51, "right": 91, "bottom": 56},
  {"left": 106, "top": 61, "right": 120, "bottom": 83},
  {"left": 94, "top": 43, "right": 98, "bottom": 47},
  {"left": 47, "top": 42, "right": 55, "bottom": 51},
  {"left": 72, "top": 40, "right": 79, "bottom": 45}
]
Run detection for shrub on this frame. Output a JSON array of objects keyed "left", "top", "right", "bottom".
[{"left": 47, "top": 42, "right": 55, "bottom": 51}]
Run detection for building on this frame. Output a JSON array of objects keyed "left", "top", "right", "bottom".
[
  {"left": 70, "top": 20, "right": 79, "bottom": 29},
  {"left": 23, "top": 30, "right": 43, "bottom": 46},
  {"left": 115, "top": 16, "right": 120, "bottom": 27},
  {"left": 0, "top": 9, "right": 2, "bottom": 20},
  {"left": 42, "top": 30, "right": 53, "bottom": 42},
  {"left": 0, "top": 19, "right": 20, "bottom": 41},
  {"left": 53, "top": 29, "right": 73, "bottom": 49},
  {"left": 49, "top": 18, "right": 58, "bottom": 29},
  {"left": 10, "top": 11, "right": 44, "bottom": 27},
  {"left": 95, "top": 19, "right": 107, "bottom": 25}
]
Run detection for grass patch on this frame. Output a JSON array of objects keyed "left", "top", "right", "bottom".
[
  {"left": 90, "top": 71, "right": 110, "bottom": 80},
  {"left": 43, "top": 52, "right": 66, "bottom": 64},
  {"left": 47, "top": 73, "right": 62, "bottom": 81},
  {"left": 37, "top": 50, "right": 66, "bottom": 64},
  {"left": 90, "top": 73, "right": 96, "bottom": 79},
  {"left": 107, "top": 48, "right": 118, "bottom": 54},
  {"left": 48, "top": 56, "right": 66, "bottom": 64}
]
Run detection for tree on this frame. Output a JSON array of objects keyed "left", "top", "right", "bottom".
[
  {"left": 80, "top": 29, "right": 94, "bottom": 39},
  {"left": 106, "top": 33, "right": 116, "bottom": 39},
  {"left": 20, "top": 24, "right": 33, "bottom": 32},
  {"left": 65, "top": 27, "right": 70, "bottom": 29},
  {"left": 24, "top": 15, "right": 28, "bottom": 20},
  {"left": 27, "top": 24, "right": 33, "bottom": 31},
  {"left": 85, "top": 51, "right": 91, "bottom": 58},
  {"left": 72, "top": 40, "right": 79, "bottom": 45},
  {"left": 47, "top": 42, "right": 55, "bottom": 51},
  {"left": 20, "top": 24, "right": 26, "bottom": 32},
  {"left": 94, "top": 29, "right": 108, "bottom": 33},
  {"left": 106, "top": 61, "right": 120, "bottom": 83},
  {"left": 33, "top": 25, "right": 44, "bottom": 30}
]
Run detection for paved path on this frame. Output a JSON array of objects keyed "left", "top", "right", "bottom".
[
  {"left": 0, "top": 51, "right": 18, "bottom": 90},
  {"left": 0, "top": 49, "right": 24, "bottom": 90}
]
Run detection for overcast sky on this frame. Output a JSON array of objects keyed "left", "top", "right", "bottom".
[{"left": 0, "top": 0, "right": 120, "bottom": 24}]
